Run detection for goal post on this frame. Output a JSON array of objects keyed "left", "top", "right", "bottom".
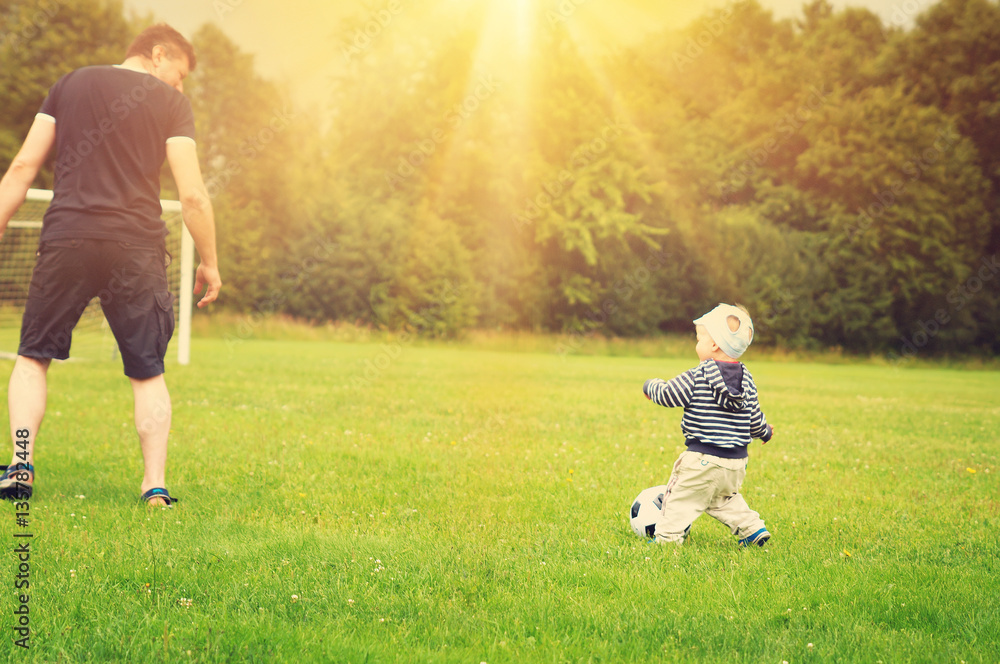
[{"left": 0, "top": 188, "right": 195, "bottom": 365}]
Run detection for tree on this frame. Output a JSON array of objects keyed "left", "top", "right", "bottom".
[
  {"left": 879, "top": 0, "right": 1000, "bottom": 350},
  {"left": 185, "top": 23, "right": 307, "bottom": 314},
  {"left": 0, "top": 0, "right": 137, "bottom": 179}
]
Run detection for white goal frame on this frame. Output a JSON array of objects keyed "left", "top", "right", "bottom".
[{"left": 4, "top": 188, "right": 194, "bottom": 365}]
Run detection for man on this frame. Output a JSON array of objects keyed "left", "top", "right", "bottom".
[{"left": 0, "top": 24, "right": 221, "bottom": 506}]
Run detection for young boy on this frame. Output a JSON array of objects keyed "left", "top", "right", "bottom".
[{"left": 643, "top": 303, "right": 774, "bottom": 546}]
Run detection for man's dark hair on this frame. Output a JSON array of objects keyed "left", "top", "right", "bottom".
[{"left": 126, "top": 24, "right": 197, "bottom": 71}]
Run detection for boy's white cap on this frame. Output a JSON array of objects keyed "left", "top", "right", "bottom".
[{"left": 694, "top": 303, "right": 754, "bottom": 359}]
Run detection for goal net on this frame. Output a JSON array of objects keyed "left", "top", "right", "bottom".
[{"left": 0, "top": 188, "right": 194, "bottom": 365}]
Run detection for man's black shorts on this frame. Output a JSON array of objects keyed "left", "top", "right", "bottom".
[{"left": 18, "top": 238, "right": 175, "bottom": 379}]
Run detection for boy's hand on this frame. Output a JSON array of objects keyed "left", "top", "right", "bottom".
[{"left": 762, "top": 424, "right": 776, "bottom": 444}]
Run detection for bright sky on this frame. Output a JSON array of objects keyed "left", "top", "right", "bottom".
[{"left": 124, "top": 0, "right": 937, "bottom": 109}]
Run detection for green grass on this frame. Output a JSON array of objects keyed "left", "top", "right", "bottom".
[
  {"left": 1, "top": 336, "right": 998, "bottom": 662},
  {"left": 192, "top": 312, "right": 1000, "bottom": 370}
]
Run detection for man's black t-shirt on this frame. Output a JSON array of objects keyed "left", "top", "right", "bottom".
[{"left": 38, "top": 65, "right": 196, "bottom": 246}]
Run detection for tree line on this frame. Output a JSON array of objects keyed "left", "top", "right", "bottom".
[{"left": 2, "top": 0, "right": 998, "bottom": 355}]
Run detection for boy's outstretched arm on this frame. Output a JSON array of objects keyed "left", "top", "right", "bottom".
[
  {"left": 643, "top": 371, "right": 695, "bottom": 408},
  {"left": 761, "top": 424, "right": 776, "bottom": 444},
  {"left": 750, "top": 404, "right": 775, "bottom": 443}
]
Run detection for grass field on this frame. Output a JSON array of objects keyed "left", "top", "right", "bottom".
[{"left": 1, "top": 334, "right": 998, "bottom": 662}]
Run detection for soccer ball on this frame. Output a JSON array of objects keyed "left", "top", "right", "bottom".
[{"left": 629, "top": 485, "right": 667, "bottom": 538}]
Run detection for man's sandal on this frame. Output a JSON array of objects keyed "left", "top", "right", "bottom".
[
  {"left": 0, "top": 463, "right": 34, "bottom": 501},
  {"left": 140, "top": 487, "right": 179, "bottom": 507}
]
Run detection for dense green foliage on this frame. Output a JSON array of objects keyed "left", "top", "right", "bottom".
[{"left": 2, "top": 0, "right": 998, "bottom": 354}]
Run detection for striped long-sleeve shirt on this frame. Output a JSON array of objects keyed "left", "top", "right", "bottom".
[{"left": 643, "top": 359, "right": 772, "bottom": 459}]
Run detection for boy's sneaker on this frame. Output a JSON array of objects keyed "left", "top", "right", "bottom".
[
  {"left": 738, "top": 528, "right": 770, "bottom": 547},
  {"left": 0, "top": 463, "right": 34, "bottom": 501}
]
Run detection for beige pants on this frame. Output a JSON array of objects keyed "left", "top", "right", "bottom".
[{"left": 654, "top": 451, "right": 766, "bottom": 545}]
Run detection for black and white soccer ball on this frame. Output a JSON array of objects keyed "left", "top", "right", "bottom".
[{"left": 629, "top": 485, "right": 667, "bottom": 538}]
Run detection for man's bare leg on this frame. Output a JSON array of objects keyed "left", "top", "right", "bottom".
[
  {"left": 7, "top": 355, "right": 49, "bottom": 466},
  {"left": 131, "top": 374, "right": 172, "bottom": 505},
  {"left": 2, "top": 356, "right": 49, "bottom": 497}
]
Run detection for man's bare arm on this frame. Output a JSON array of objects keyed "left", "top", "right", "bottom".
[
  {"left": 166, "top": 139, "right": 221, "bottom": 308},
  {"left": 0, "top": 117, "right": 56, "bottom": 238}
]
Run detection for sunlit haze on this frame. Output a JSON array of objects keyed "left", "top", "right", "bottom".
[{"left": 123, "top": 0, "right": 934, "bottom": 110}]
